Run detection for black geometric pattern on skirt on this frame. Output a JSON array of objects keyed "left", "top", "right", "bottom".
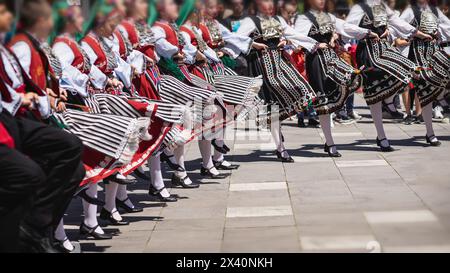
[
  {"left": 356, "top": 39, "right": 414, "bottom": 105},
  {"left": 254, "top": 49, "right": 316, "bottom": 120},
  {"left": 364, "top": 40, "right": 417, "bottom": 83},
  {"left": 306, "top": 48, "right": 361, "bottom": 115},
  {"left": 409, "top": 40, "right": 450, "bottom": 107}
]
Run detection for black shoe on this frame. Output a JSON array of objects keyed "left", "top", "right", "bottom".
[
  {"left": 275, "top": 150, "right": 295, "bottom": 163},
  {"left": 160, "top": 152, "right": 185, "bottom": 172},
  {"left": 200, "top": 166, "right": 228, "bottom": 178},
  {"left": 18, "top": 225, "right": 60, "bottom": 253},
  {"left": 100, "top": 208, "right": 129, "bottom": 226},
  {"left": 171, "top": 174, "right": 200, "bottom": 188},
  {"left": 308, "top": 118, "right": 320, "bottom": 127},
  {"left": 79, "top": 223, "right": 113, "bottom": 240},
  {"left": 133, "top": 168, "right": 151, "bottom": 180},
  {"left": 213, "top": 159, "right": 239, "bottom": 170},
  {"left": 77, "top": 188, "right": 105, "bottom": 206},
  {"left": 298, "top": 119, "right": 307, "bottom": 128},
  {"left": 425, "top": 135, "right": 442, "bottom": 147},
  {"left": 212, "top": 139, "right": 228, "bottom": 154},
  {"left": 384, "top": 103, "right": 405, "bottom": 120},
  {"left": 376, "top": 138, "right": 395, "bottom": 152},
  {"left": 104, "top": 174, "right": 137, "bottom": 185},
  {"left": 116, "top": 197, "right": 144, "bottom": 213},
  {"left": 324, "top": 144, "right": 342, "bottom": 157},
  {"left": 53, "top": 238, "right": 76, "bottom": 253},
  {"left": 404, "top": 114, "right": 414, "bottom": 125},
  {"left": 148, "top": 185, "right": 178, "bottom": 202},
  {"left": 414, "top": 114, "right": 424, "bottom": 124}
]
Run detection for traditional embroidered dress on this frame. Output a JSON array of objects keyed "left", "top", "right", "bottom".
[
  {"left": 346, "top": 0, "right": 419, "bottom": 105},
  {"left": 152, "top": 20, "right": 230, "bottom": 137},
  {"left": 79, "top": 31, "right": 177, "bottom": 178},
  {"left": 235, "top": 14, "right": 317, "bottom": 121},
  {"left": 400, "top": 4, "right": 450, "bottom": 107},
  {"left": 295, "top": 10, "right": 366, "bottom": 115},
  {"left": 112, "top": 25, "right": 193, "bottom": 149}
]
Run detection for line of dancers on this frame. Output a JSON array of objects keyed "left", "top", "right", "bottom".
[{"left": 0, "top": 0, "right": 448, "bottom": 253}]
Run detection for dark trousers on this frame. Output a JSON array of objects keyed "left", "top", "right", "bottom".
[{"left": 0, "top": 113, "right": 85, "bottom": 252}]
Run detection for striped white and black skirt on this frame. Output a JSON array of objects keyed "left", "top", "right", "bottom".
[{"left": 53, "top": 109, "right": 150, "bottom": 164}]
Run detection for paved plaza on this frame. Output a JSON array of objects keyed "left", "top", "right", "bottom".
[{"left": 64, "top": 94, "right": 450, "bottom": 253}]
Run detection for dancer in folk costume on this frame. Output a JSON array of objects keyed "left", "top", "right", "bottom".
[
  {"left": 151, "top": 0, "right": 233, "bottom": 179},
  {"left": 399, "top": 0, "right": 450, "bottom": 146},
  {"left": 234, "top": 0, "right": 318, "bottom": 162},
  {"left": 346, "top": 0, "right": 433, "bottom": 151},
  {"left": 96, "top": 2, "right": 196, "bottom": 205},
  {"left": 117, "top": 0, "right": 203, "bottom": 202},
  {"left": 294, "top": 0, "right": 376, "bottom": 157},
  {"left": 178, "top": 0, "right": 264, "bottom": 170}
]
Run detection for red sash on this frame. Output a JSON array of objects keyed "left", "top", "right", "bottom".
[
  {"left": 199, "top": 23, "right": 214, "bottom": 48},
  {"left": 8, "top": 33, "right": 47, "bottom": 90},
  {"left": 180, "top": 26, "right": 198, "bottom": 47},
  {"left": 54, "top": 36, "right": 89, "bottom": 74},
  {"left": 114, "top": 30, "right": 128, "bottom": 61},
  {"left": 82, "top": 34, "right": 113, "bottom": 75},
  {"left": 153, "top": 22, "right": 181, "bottom": 50},
  {"left": 121, "top": 20, "right": 140, "bottom": 48}
]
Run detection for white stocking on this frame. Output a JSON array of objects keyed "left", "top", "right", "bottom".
[
  {"left": 271, "top": 123, "right": 289, "bottom": 157},
  {"left": 117, "top": 184, "right": 134, "bottom": 209},
  {"left": 198, "top": 140, "right": 219, "bottom": 175},
  {"left": 422, "top": 103, "right": 438, "bottom": 142},
  {"left": 149, "top": 155, "right": 171, "bottom": 197},
  {"left": 104, "top": 182, "right": 122, "bottom": 221},
  {"left": 369, "top": 102, "right": 390, "bottom": 147},
  {"left": 55, "top": 219, "right": 74, "bottom": 251},
  {"left": 319, "top": 114, "right": 337, "bottom": 153},
  {"left": 82, "top": 184, "right": 104, "bottom": 234}
]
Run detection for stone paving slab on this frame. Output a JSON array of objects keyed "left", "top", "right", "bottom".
[{"left": 65, "top": 94, "right": 450, "bottom": 253}]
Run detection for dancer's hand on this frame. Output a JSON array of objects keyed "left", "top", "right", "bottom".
[
  {"left": 59, "top": 88, "right": 68, "bottom": 102},
  {"left": 21, "top": 93, "right": 39, "bottom": 109},
  {"left": 217, "top": 51, "right": 224, "bottom": 58},
  {"left": 277, "top": 40, "right": 287, "bottom": 49},
  {"left": 56, "top": 101, "right": 66, "bottom": 113},
  {"left": 380, "top": 29, "right": 390, "bottom": 39},
  {"left": 368, "top": 31, "right": 380, "bottom": 40},
  {"left": 46, "top": 88, "right": 58, "bottom": 98},
  {"left": 318, "top": 43, "right": 329, "bottom": 49},
  {"left": 195, "top": 51, "right": 207, "bottom": 63},
  {"left": 415, "top": 30, "right": 433, "bottom": 41},
  {"left": 145, "top": 56, "right": 155, "bottom": 66},
  {"left": 252, "top": 42, "right": 268, "bottom": 51},
  {"left": 172, "top": 52, "right": 185, "bottom": 64}
]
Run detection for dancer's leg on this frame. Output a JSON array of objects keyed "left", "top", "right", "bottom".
[
  {"left": 103, "top": 182, "right": 122, "bottom": 221},
  {"left": 82, "top": 184, "right": 105, "bottom": 234},
  {"left": 54, "top": 219, "right": 74, "bottom": 251},
  {"left": 149, "top": 155, "right": 171, "bottom": 197},
  {"left": 422, "top": 103, "right": 439, "bottom": 143},
  {"left": 198, "top": 140, "right": 219, "bottom": 175},
  {"left": 319, "top": 114, "right": 338, "bottom": 154},
  {"left": 369, "top": 102, "right": 390, "bottom": 147}
]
